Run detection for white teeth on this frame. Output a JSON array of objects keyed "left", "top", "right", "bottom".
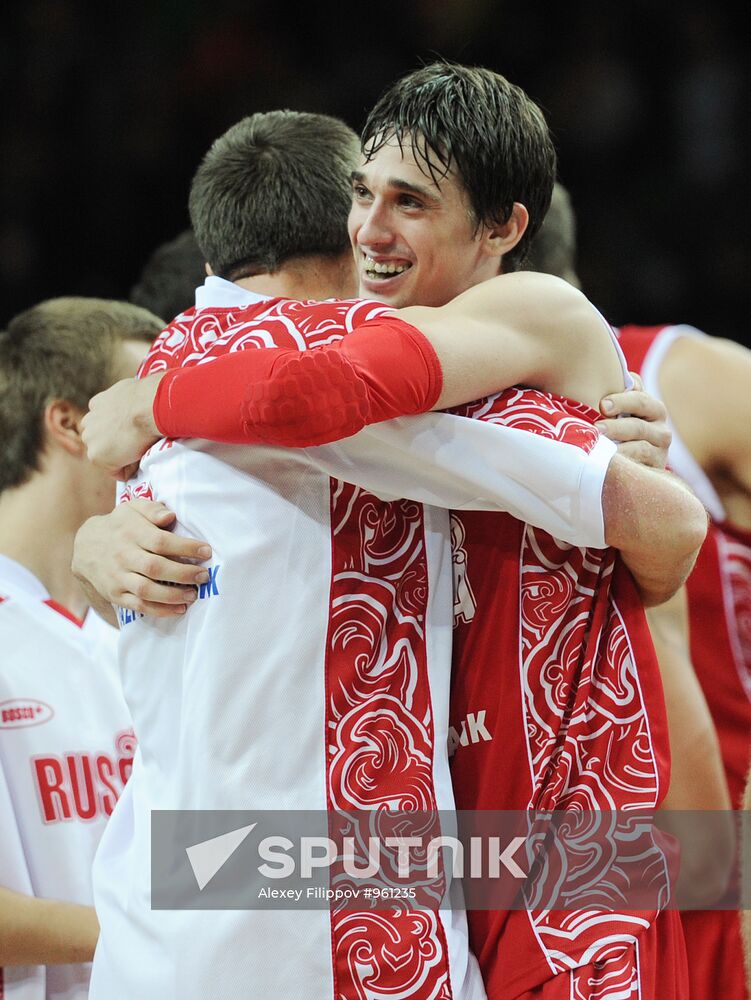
[{"left": 363, "top": 256, "right": 410, "bottom": 276}]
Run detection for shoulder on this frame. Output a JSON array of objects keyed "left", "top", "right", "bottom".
[
  {"left": 278, "top": 297, "right": 395, "bottom": 340},
  {"left": 452, "top": 387, "right": 601, "bottom": 453}
]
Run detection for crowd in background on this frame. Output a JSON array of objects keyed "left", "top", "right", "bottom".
[{"left": 2, "top": 0, "right": 749, "bottom": 342}]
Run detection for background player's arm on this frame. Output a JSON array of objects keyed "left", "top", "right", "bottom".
[
  {"left": 0, "top": 887, "right": 98, "bottom": 965},
  {"left": 659, "top": 334, "right": 751, "bottom": 528},
  {"left": 649, "top": 588, "right": 734, "bottom": 907},
  {"left": 601, "top": 455, "right": 708, "bottom": 606}
]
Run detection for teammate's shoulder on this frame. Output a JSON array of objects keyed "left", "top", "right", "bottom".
[
  {"left": 452, "top": 386, "right": 601, "bottom": 451},
  {"left": 270, "top": 296, "right": 395, "bottom": 341}
]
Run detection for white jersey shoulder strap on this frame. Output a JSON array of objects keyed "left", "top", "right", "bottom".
[{"left": 641, "top": 324, "right": 726, "bottom": 523}]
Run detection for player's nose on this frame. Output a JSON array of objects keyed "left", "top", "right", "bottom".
[{"left": 354, "top": 200, "right": 396, "bottom": 250}]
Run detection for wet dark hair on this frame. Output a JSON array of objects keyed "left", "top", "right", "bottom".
[{"left": 361, "top": 61, "right": 556, "bottom": 271}]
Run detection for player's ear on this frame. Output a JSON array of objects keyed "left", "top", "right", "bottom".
[
  {"left": 43, "top": 400, "right": 86, "bottom": 457},
  {"left": 481, "top": 202, "right": 529, "bottom": 260}
]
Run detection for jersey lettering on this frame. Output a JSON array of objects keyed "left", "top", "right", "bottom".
[
  {"left": 33, "top": 730, "right": 135, "bottom": 823},
  {"left": 448, "top": 711, "right": 492, "bottom": 756},
  {"left": 198, "top": 565, "right": 220, "bottom": 600},
  {"left": 0, "top": 699, "right": 54, "bottom": 728}
]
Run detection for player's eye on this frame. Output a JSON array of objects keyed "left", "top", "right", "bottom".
[{"left": 352, "top": 184, "right": 371, "bottom": 201}]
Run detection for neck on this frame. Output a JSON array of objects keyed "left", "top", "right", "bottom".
[
  {"left": 234, "top": 254, "right": 357, "bottom": 301},
  {"left": 0, "top": 472, "right": 88, "bottom": 617}
]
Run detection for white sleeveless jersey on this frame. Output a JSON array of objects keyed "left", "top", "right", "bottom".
[
  {"left": 0, "top": 557, "right": 134, "bottom": 1000},
  {"left": 90, "top": 279, "right": 616, "bottom": 1000}
]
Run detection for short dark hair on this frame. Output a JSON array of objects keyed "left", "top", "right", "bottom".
[
  {"left": 525, "top": 182, "right": 579, "bottom": 284},
  {"left": 130, "top": 229, "right": 205, "bottom": 322},
  {"left": 0, "top": 298, "right": 163, "bottom": 492},
  {"left": 361, "top": 61, "right": 556, "bottom": 272},
  {"left": 189, "top": 110, "right": 360, "bottom": 281}
]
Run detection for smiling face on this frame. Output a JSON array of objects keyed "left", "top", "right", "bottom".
[{"left": 348, "top": 136, "right": 505, "bottom": 309}]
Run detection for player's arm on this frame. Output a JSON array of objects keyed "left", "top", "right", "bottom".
[
  {"left": 0, "top": 887, "right": 99, "bottom": 965},
  {"left": 649, "top": 588, "right": 734, "bottom": 907},
  {"left": 81, "top": 273, "right": 622, "bottom": 476},
  {"left": 659, "top": 334, "right": 751, "bottom": 522},
  {"left": 75, "top": 411, "right": 701, "bottom": 616},
  {"left": 601, "top": 455, "right": 707, "bottom": 606}
]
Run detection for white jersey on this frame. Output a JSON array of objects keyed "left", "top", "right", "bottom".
[
  {"left": 90, "top": 279, "right": 617, "bottom": 1000},
  {"left": 0, "top": 557, "right": 134, "bottom": 1000}
]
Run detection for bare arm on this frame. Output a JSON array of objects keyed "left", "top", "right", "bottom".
[
  {"left": 399, "top": 271, "right": 625, "bottom": 410},
  {"left": 0, "top": 887, "right": 98, "bottom": 965},
  {"left": 602, "top": 455, "right": 708, "bottom": 606},
  {"left": 649, "top": 588, "right": 734, "bottom": 907},
  {"left": 660, "top": 334, "right": 751, "bottom": 529}
]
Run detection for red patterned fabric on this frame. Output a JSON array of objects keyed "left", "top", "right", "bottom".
[
  {"left": 139, "top": 297, "right": 394, "bottom": 377},
  {"left": 510, "top": 910, "right": 687, "bottom": 999},
  {"left": 681, "top": 521, "right": 751, "bottom": 1000},
  {"left": 449, "top": 391, "right": 674, "bottom": 998},
  {"left": 619, "top": 323, "right": 751, "bottom": 1000},
  {"left": 615, "top": 326, "right": 669, "bottom": 375},
  {"left": 327, "top": 486, "right": 451, "bottom": 997}
]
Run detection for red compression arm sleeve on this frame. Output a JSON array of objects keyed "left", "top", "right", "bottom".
[{"left": 152, "top": 317, "right": 443, "bottom": 447}]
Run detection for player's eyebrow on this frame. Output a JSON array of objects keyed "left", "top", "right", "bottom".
[{"left": 351, "top": 171, "right": 440, "bottom": 204}]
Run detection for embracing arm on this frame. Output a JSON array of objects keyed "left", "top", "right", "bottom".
[
  {"left": 82, "top": 273, "right": 622, "bottom": 476},
  {"left": 602, "top": 455, "right": 708, "bottom": 606}
]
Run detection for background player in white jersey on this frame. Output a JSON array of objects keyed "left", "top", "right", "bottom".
[
  {"left": 0, "top": 298, "right": 161, "bottom": 999},
  {"left": 78, "top": 70, "right": 704, "bottom": 1000}
]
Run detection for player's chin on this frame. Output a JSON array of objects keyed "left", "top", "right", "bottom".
[{"left": 358, "top": 270, "right": 413, "bottom": 306}]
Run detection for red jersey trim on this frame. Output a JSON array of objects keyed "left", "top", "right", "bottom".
[
  {"left": 44, "top": 599, "right": 86, "bottom": 629},
  {"left": 325, "top": 482, "right": 453, "bottom": 998}
]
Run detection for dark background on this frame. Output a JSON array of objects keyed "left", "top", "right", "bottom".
[{"left": 3, "top": 1, "right": 749, "bottom": 342}]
